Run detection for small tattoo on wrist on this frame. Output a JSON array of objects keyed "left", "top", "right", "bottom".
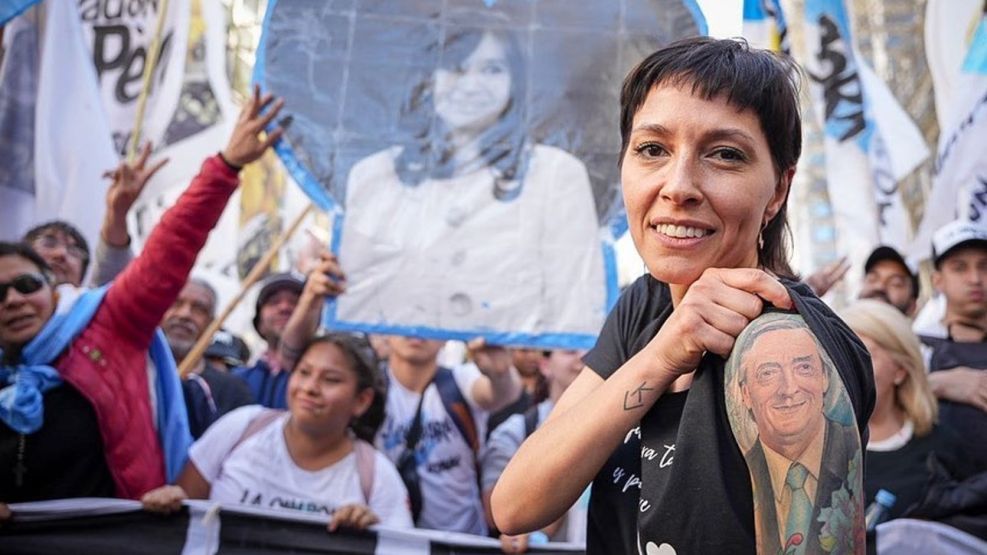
[{"left": 623, "top": 381, "right": 655, "bottom": 411}]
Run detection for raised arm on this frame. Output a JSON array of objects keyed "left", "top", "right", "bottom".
[
  {"left": 467, "top": 338, "right": 522, "bottom": 412},
  {"left": 280, "top": 251, "right": 347, "bottom": 370},
  {"left": 90, "top": 142, "right": 169, "bottom": 286},
  {"left": 492, "top": 269, "right": 793, "bottom": 534},
  {"left": 101, "top": 87, "right": 285, "bottom": 346},
  {"left": 724, "top": 312, "right": 865, "bottom": 554}
]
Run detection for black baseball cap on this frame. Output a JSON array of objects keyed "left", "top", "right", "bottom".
[
  {"left": 864, "top": 245, "right": 919, "bottom": 300},
  {"left": 204, "top": 329, "right": 251, "bottom": 367}
]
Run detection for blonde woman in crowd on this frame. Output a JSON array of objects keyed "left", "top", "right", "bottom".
[{"left": 841, "top": 299, "right": 984, "bottom": 519}]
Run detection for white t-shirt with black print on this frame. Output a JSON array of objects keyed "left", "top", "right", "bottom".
[
  {"left": 376, "top": 363, "right": 488, "bottom": 535},
  {"left": 189, "top": 405, "right": 413, "bottom": 528}
]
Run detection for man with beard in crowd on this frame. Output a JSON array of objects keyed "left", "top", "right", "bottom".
[
  {"left": 162, "top": 278, "right": 254, "bottom": 438},
  {"left": 858, "top": 246, "right": 919, "bottom": 317}
]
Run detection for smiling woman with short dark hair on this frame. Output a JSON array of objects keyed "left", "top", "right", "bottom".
[{"left": 491, "top": 37, "right": 874, "bottom": 554}]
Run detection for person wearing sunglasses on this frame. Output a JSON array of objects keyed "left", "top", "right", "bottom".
[{"left": 0, "top": 86, "right": 286, "bottom": 515}]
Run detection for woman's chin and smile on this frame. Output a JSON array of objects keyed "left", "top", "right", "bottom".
[
  {"left": 292, "top": 396, "right": 326, "bottom": 415},
  {"left": 637, "top": 222, "right": 759, "bottom": 285}
]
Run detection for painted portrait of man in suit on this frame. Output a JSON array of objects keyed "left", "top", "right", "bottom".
[{"left": 726, "top": 312, "right": 864, "bottom": 554}]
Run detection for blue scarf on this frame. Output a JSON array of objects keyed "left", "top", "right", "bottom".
[{"left": 0, "top": 286, "right": 191, "bottom": 482}]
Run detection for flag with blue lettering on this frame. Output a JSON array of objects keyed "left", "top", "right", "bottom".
[
  {"left": 912, "top": 4, "right": 987, "bottom": 258},
  {"left": 803, "top": 0, "right": 929, "bottom": 283}
]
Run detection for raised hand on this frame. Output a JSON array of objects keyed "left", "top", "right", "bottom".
[
  {"left": 221, "top": 84, "right": 286, "bottom": 168},
  {"left": 468, "top": 337, "right": 513, "bottom": 379},
  {"left": 101, "top": 141, "right": 169, "bottom": 246},
  {"left": 303, "top": 251, "right": 347, "bottom": 301},
  {"left": 805, "top": 256, "right": 850, "bottom": 297}
]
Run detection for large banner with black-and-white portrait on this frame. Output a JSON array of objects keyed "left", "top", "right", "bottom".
[{"left": 254, "top": 0, "right": 707, "bottom": 348}]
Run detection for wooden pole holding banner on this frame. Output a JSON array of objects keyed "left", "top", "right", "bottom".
[
  {"left": 125, "top": 0, "right": 172, "bottom": 161},
  {"left": 178, "top": 203, "right": 315, "bottom": 378}
]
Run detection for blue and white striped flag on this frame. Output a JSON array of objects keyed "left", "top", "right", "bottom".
[
  {"left": 803, "top": 0, "right": 929, "bottom": 283},
  {"left": 912, "top": 3, "right": 987, "bottom": 261}
]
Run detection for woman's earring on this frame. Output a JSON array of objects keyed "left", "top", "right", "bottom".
[{"left": 758, "top": 221, "right": 767, "bottom": 251}]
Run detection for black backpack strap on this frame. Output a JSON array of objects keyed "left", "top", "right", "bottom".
[{"left": 433, "top": 367, "right": 480, "bottom": 454}]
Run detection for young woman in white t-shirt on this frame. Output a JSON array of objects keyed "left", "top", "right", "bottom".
[{"left": 141, "top": 334, "right": 413, "bottom": 530}]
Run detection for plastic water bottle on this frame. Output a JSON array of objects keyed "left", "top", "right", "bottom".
[{"left": 864, "top": 489, "right": 897, "bottom": 531}]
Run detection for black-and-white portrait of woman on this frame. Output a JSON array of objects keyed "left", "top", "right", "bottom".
[
  {"left": 255, "top": 1, "right": 706, "bottom": 347},
  {"left": 338, "top": 23, "right": 606, "bottom": 339}
]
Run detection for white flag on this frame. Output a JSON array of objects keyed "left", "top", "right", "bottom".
[
  {"left": 1, "top": 0, "right": 189, "bottom": 247},
  {"left": 924, "top": 0, "right": 983, "bottom": 131},
  {"left": 78, "top": 0, "right": 190, "bottom": 155},
  {"left": 911, "top": 6, "right": 987, "bottom": 263},
  {"left": 33, "top": 0, "right": 119, "bottom": 250},
  {"left": 803, "top": 0, "right": 929, "bottom": 281}
]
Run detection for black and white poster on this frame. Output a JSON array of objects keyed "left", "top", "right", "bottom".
[{"left": 254, "top": 0, "right": 707, "bottom": 348}]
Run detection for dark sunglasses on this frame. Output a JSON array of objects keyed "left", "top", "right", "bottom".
[{"left": 0, "top": 273, "right": 48, "bottom": 303}]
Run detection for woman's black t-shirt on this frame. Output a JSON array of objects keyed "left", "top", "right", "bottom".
[{"left": 582, "top": 274, "right": 874, "bottom": 554}]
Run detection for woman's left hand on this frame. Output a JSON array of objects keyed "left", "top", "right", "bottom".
[{"left": 328, "top": 504, "right": 380, "bottom": 532}]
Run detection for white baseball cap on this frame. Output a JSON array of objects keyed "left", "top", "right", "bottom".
[{"left": 932, "top": 220, "right": 987, "bottom": 267}]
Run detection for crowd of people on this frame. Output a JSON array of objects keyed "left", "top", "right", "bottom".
[{"left": 2, "top": 37, "right": 986, "bottom": 554}]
